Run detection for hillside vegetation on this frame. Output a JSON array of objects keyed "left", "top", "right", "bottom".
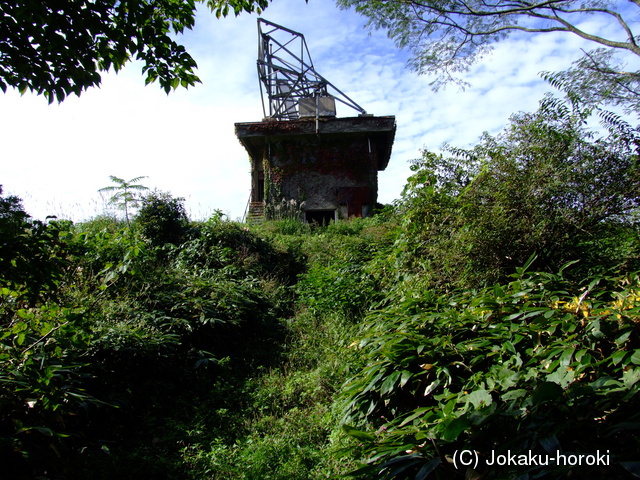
[{"left": 2, "top": 97, "right": 640, "bottom": 479}]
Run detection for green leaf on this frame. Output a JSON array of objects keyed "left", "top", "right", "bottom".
[
  {"left": 623, "top": 368, "right": 640, "bottom": 388},
  {"left": 501, "top": 389, "right": 527, "bottom": 401},
  {"left": 559, "top": 346, "right": 574, "bottom": 367},
  {"left": 442, "top": 416, "right": 470, "bottom": 442},
  {"left": 381, "top": 370, "right": 401, "bottom": 395},
  {"left": 17, "top": 426, "right": 69, "bottom": 438},
  {"left": 466, "top": 388, "right": 492, "bottom": 409},
  {"left": 342, "top": 424, "right": 375, "bottom": 442},
  {"left": 546, "top": 368, "right": 574, "bottom": 388},
  {"left": 399, "top": 369, "right": 413, "bottom": 388},
  {"left": 616, "top": 331, "right": 632, "bottom": 345},
  {"left": 399, "top": 407, "right": 431, "bottom": 427},
  {"left": 574, "top": 348, "right": 588, "bottom": 362},
  {"left": 39, "top": 323, "right": 53, "bottom": 336},
  {"left": 612, "top": 350, "right": 628, "bottom": 365},
  {"left": 424, "top": 379, "right": 440, "bottom": 396},
  {"left": 416, "top": 458, "right": 441, "bottom": 480},
  {"left": 503, "top": 340, "right": 516, "bottom": 353}
]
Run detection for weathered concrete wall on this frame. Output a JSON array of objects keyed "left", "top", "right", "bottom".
[
  {"left": 267, "top": 135, "right": 378, "bottom": 216},
  {"left": 235, "top": 116, "right": 396, "bottom": 220}
]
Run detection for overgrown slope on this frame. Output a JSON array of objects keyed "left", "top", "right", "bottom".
[{"left": 2, "top": 96, "right": 640, "bottom": 479}]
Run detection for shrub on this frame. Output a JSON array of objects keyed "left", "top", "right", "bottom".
[
  {"left": 0, "top": 188, "right": 73, "bottom": 303},
  {"left": 339, "top": 263, "right": 640, "bottom": 479},
  {"left": 397, "top": 96, "right": 640, "bottom": 288},
  {"left": 177, "top": 218, "right": 303, "bottom": 285},
  {"left": 135, "top": 190, "right": 189, "bottom": 246}
]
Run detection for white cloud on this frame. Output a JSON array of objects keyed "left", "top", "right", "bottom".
[{"left": 0, "top": 0, "right": 631, "bottom": 221}]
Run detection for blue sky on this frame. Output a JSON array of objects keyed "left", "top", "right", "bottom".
[{"left": 0, "top": 0, "right": 633, "bottom": 221}]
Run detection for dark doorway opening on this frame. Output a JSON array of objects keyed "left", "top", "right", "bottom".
[
  {"left": 256, "top": 176, "right": 265, "bottom": 202},
  {"left": 305, "top": 210, "right": 335, "bottom": 225}
]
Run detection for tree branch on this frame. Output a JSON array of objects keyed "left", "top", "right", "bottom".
[
  {"left": 526, "top": 9, "right": 640, "bottom": 55},
  {"left": 343, "top": 0, "right": 640, "bottom": 102},
  {"left": 403, "top": 0, "right": 640, "bottom": 56},
  {"left": 582, "top": 49, "right": 640, "bottom": 99}
]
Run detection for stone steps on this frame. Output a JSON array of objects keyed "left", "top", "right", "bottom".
[{"left": 246, "top": 202, "right": 265, "bottom": 225}]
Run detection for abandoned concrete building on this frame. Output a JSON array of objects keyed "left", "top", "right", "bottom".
[{"left": 235, "top": 19, "right": 396, "bottom": 224}]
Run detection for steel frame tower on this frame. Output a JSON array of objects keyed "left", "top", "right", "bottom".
[{"left": 257, "top": 18, "right": 366, "bottom": 121}]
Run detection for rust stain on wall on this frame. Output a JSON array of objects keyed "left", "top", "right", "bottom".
[{"left": 236, "top": 115, "right": 396, "bottom": 223}]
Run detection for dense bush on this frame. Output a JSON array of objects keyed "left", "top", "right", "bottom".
[
  {"left": 0, "top": 187, "right": 73, "bottom": 303},
  {"left": 339, "top": 264, "right": 640, "bottom": 479},
  {"left": 2, "top": 94, "right": 639, "bottom": 480},
  {"left": 397, "top": 97, "right": 640, "bottom": 288},
  {"left": 330, "top": 98, "right": 640, "bottom": 479},
  {"left": 135, "top": 190, "right": 190, "bottom": 246},
  {"left": 0, "top": 189, "right": 102, "bottom": 476},
  {"left": 177, "top": 217, "right": 304, "bottom": 286},
  {"left": 0, "top": 200, "right": 307, "bottom": 478}
]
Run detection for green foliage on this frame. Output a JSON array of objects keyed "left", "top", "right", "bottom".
[
  {"left": 289, "top": 217, "right": 397, "bottom": 320},
  {"left": 397, "top": 96, "right": 640, "bottom": 288},
  {"left": 177, "top": 217, "right": 303, "bottom": 285},
  {"left": 339, "top": 265, "right": 640, "bottom": 478},
  {"left": 0, "top": 199, "right": 312, "bottom": 478},
  {"left": 181, "top": 368, "right": 336, "bottom": 480},
  {"left": 295, "top": 252, "right": 379, "bottom": 319},
  {"left": 0, "top": 187, "right": 74, "bottom": 304},
  {"left": 167, "top": 218, "right": 398, "bottom": 479},
  {"left": 337, "top": 0, "right": 640, "bottom": 104},
  {"left": 99, "top": 175, "right": 149, "bottom": 225},
  {"left": 0, "top": 295, "right": 98, "bottom": 475},
  {"left": 258, "top": 217, "right": 313, "bottom": 236},
  {"left": 0, "top": 191, "right": 104, "bottom": 474},
  {"left": 296, "top": 237, "right": 380, "bottom": 320},
  {"left": 1, "top": 88, "right": 639, "bottom": 479},
  {"left": 135, "top": 190, "right": 190, "bottom": 246},
  {"left": 0, "top": 0, "right": 270, "bottom": 102},
  {"left": 541, "top": 48, "right": 640, "bottom": 114}
]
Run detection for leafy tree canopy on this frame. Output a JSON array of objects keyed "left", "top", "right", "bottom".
[
  {"left": 337, "top": 0, "right": 640, "bottom": 111},
  {"left": 397, "top": 95, "right": 640, "bottom": 287},
  {"left": 0, "top": 0, "right": 269, "bottom": 103},
  {"left": 543, "top": 47, "right": 640, "bottom": 115}
]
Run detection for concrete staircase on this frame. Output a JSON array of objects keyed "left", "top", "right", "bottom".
[{"left": 246, "top": 202, "right": 265, "bottom": 225}]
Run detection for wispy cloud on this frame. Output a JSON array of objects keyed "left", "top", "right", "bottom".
[{"left": 0, "top": 0, "right": 624, "bottom": 220}]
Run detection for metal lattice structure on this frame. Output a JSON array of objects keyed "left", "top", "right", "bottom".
[{"left": 257, "top": 18, "right": 366, "bottom": 121}]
